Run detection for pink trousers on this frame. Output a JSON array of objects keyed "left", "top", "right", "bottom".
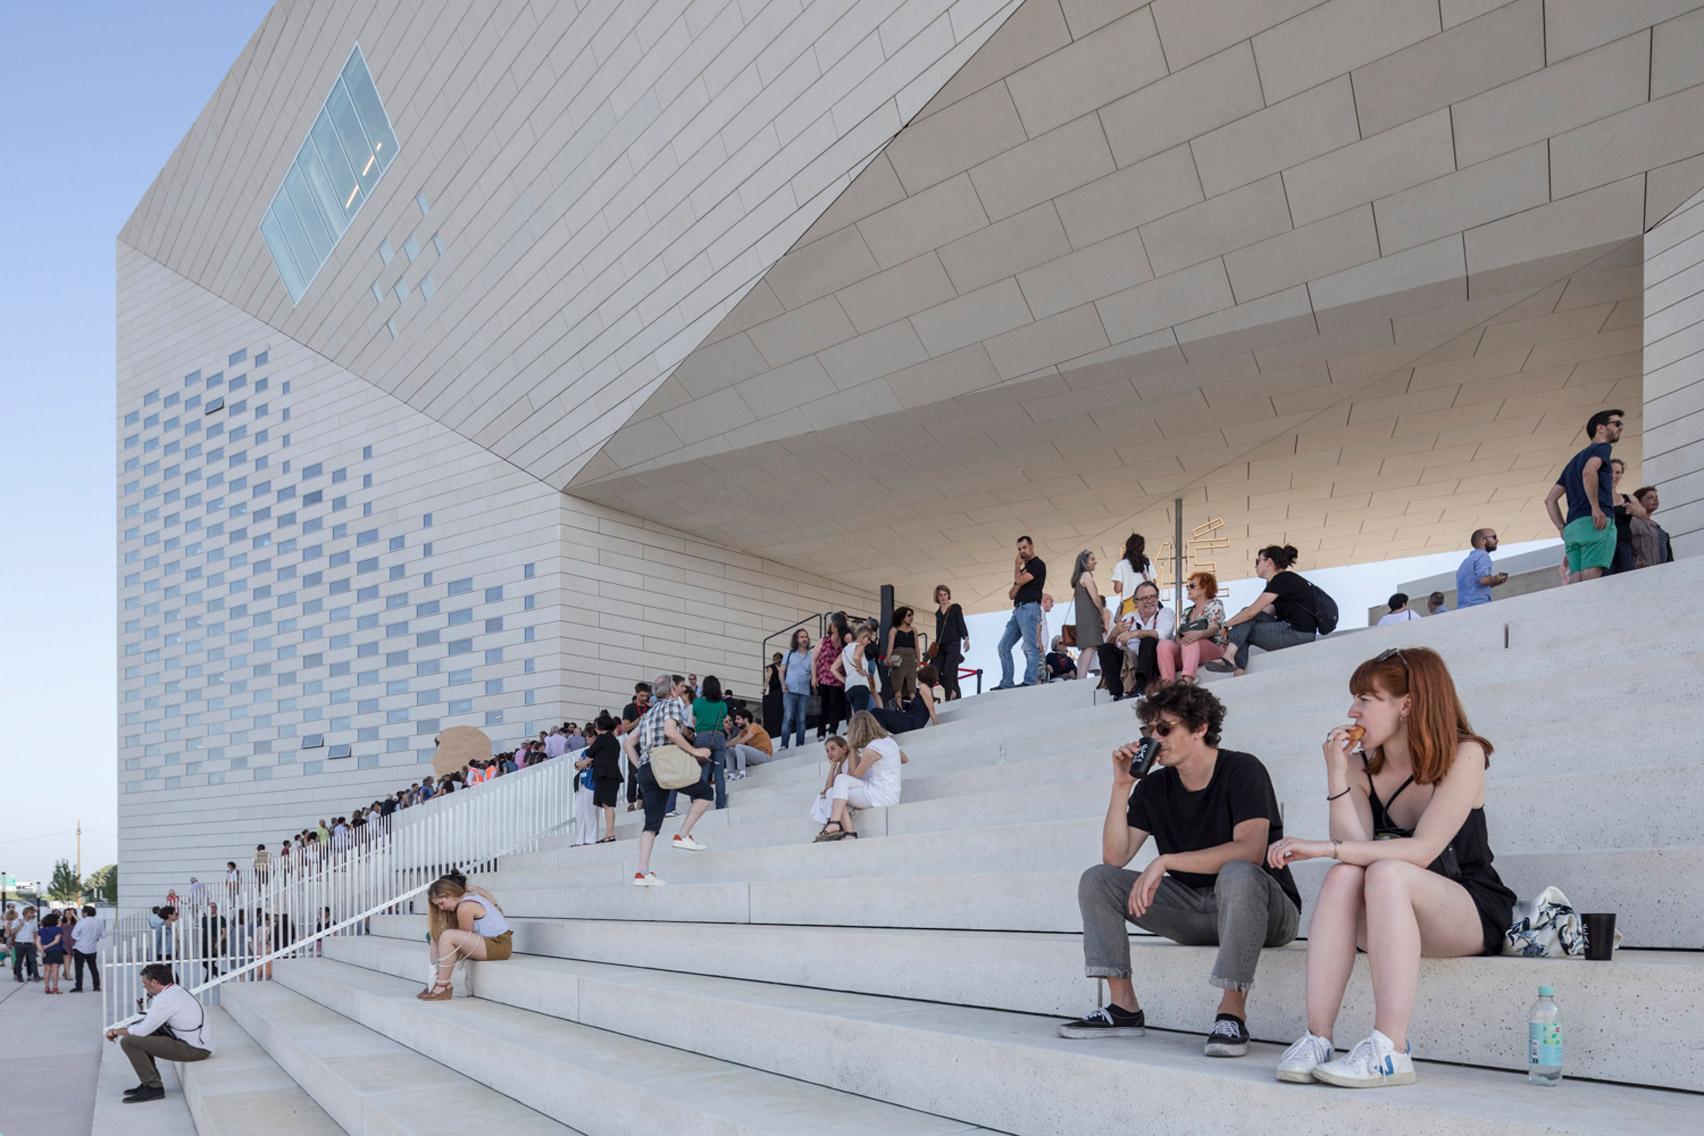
[{"left": 1157, "top": 638, "right": 1227, "bottom": 679}]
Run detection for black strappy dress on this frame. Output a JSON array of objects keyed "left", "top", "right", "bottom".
[{"left": 1364, "top": 755, "right": 1516, "bottom": 956}]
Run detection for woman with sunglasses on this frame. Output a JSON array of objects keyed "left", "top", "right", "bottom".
[{"left": 1266, "top": 647, "right": 1514, "bottom": 1089}]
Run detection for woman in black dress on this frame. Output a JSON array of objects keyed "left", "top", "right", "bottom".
[
  {"left": 587, "top": 712, "right": 623, "bottom": 842},
  {"left": 1266, "top": 647, "right": 1515, "bottom": 1089},
  {"left": 932, "top": 586, "right": 968, "bottom": 701},
  {"left": 762, "top": 652, "right": 784, "bottom": 736}
]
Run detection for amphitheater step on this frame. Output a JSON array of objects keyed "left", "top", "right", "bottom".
[
  {"left": 93, "top": 1021, "right": 192, "bottom": 1136},
  {"left": 221, "top": 981, "right": 577, "bottom": 1134},
  {"left": 477, "top": 825, "right": 1703, "bottom": 948},
  {"left": 177, "top": 1006, "right": 342, "bottom": 1135},
  {"left": 268, "top": 957, "right": 994, "bottom": 1136},
  {"left": 308, "top": 938, "right": 1688, "bottom": 1135},
  {"left": 346, "top": 919, "right": 1703, "bottom": 1091}
]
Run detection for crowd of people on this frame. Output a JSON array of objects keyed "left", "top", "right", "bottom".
[{"left": 4, "top": 903, "right": 106, "bottom": 993}]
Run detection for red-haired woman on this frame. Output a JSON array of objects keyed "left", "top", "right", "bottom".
[
  {"left": 1157, "top": 573, "right": 1227, "bottom": 681},
  {"left": 1266, "top": 647, "right": 1514, "bottom": 1089}
]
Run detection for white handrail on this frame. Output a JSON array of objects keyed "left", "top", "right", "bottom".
[{"left": 103, "top": 753, "right": 580, "bottom": 1028}]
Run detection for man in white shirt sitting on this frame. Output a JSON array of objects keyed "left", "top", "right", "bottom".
[
  {"left": 70, "top": 904, "right": 106, "bottom": 993},
  {"left": 1097, "top": 581, "right": 1176, "bottom": 701},
  {"left": 105, "top": 963, "right": 213, "bottom": 1103}
]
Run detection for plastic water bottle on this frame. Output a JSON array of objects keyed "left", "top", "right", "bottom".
[{"left": 1527, "top": 985, "right": 1563, "bottom": 1085}]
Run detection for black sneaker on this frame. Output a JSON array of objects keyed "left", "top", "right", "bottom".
[
  {"left": 123, "top": 1086, "right": 166, "bottom": 1103},
  {"left": 1204, "top": 1013, "right": 1250, "bottom": 1057},
  {"left": 1057, "top": 1004, "right": 1145, "bottom": 1039}
]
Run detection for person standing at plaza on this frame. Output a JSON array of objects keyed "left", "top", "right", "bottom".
[
  {"left": 1453, "top": 530, "right": 1508, "bottom": 609},
  {"left": 692, "top": 675, "right": 733, "bottom": 809},
  {"left": 1544, "top": 409, "right": 1623, "bottom": 584},
  {"left": 70, "top": 903, "right": 105, "bottom": 993},
  {"left": 623, "top": 673, "right": 716, "bottom": 885},
  {"left": 1426, "top": 592, "right": 1445, "bottom": 616},
  {"left": 1609, "top": 458, "right": 1649, "bottom": 575},
  {"left": 1631, "top": 486, "right": 1675, "bottom": 568},
  {"left": 993, "top": 536, "right": 1046, "bottom": 689},
  {"left": 885, "top": 607, "right": 922, "bottom": 705},
  {"left": 1107, "top": 533, "right": 1153, "bottom": 623},
  {"left": 620, "top": 681, "right": 653, "bottom": 811},
  {"left": 762, "top": 651, "right": 785, "bottom": 736},
  {"left": 1377, "top": 594, "right": 1422, "bottom": 625},
  {"left": 933, "top": 586, "right": 969, "bottom": 701}
]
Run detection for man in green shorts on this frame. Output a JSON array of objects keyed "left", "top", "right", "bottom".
[{"left": 1544, "top": 409, "right": 1623, "bottom": 583}]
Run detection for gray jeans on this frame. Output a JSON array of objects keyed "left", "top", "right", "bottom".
[
  {"left": 729, "top": 744, "right": 773, "bottom": 773},
  {"left": 1226, "top": 610, "right": 1315, "bottom": 671},
  {"left": 1078, "top": 860, "right": 1299, "bottom": 993}
]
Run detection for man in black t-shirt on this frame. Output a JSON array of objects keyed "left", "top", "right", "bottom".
[
  {"left": 1058, "top": 681, "right": 1300, "bottom": 1058},
  {"left": 1207, "top": 544, "right": 1318, "bottom": 675},
  {"left": 619, "top": 683, "right": 653, "bottom": 807},
  {"left": 992, "top": 535, "right": 1046, "bottom": 688}
]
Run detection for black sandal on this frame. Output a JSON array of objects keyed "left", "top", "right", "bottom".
[{"left": 813, "top": 823, "right": 846, "bottom": 843}]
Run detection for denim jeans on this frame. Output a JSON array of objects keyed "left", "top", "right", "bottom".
[
  {"left": 846, "top": 685, "right": 873, "bottom": 715},
  {"left": 780, "top": 691, "right": 809, "bottom": 749},
  {"left": 1225, "top": 610, "right": 1316, "bottom": 671},
  {"left": 699, "top": 730, "right": 729, "bottom": 808},
  {"left": 1078, "top": 860, "right": 1298, "bottom": 993},
  {"left": 997, "top": 602, "right": 1043, "bottom": 686}
]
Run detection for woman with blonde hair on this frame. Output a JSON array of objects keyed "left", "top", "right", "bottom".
[
  {"left": 1267, "top": 647, "right": 1515, "bottom": 1088},
  {"left": 418, "top": 870, "right": 512, "bottom": 1001},
  {"left": 1157, "top": 572, "right": 1229, "bottom": 681},
  {"left": 808, "top": 712, "right": 906, "bottom": 841}
]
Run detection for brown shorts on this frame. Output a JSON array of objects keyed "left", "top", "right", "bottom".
[{"left": 483, "top": 930, "right": 512, "bottom": 960}]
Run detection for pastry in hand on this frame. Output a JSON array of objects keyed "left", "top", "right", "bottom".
[{"left": 1344, "top": 725, "right": 1366, "bottom": 746}]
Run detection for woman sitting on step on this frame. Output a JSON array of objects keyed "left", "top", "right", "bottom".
[
  {"left": 1266, "top": 647, "right": 1515, "bottom": 1089},
  {"left": 419, "top": 871, "right": 513, "bottom": 1001},
  {"left": 809, "top": 711, "right": 907, "bottom": 842},
  {"left": 871, "top": 664, "right": 941, "bottom": 734}
]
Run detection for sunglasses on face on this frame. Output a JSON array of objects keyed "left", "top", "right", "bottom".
[{"left": 1146, "top": 719, "right": 1184, "bottom": 737}]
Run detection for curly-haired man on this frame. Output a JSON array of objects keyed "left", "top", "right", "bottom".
[{"left": 1058, "top": 680, "right": 1301, "bottom": 1058}]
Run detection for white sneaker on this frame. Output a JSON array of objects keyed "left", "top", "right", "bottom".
[
  {"left": 632, "top": 872, "right": 664, "bottom": 887},
  {"left": 1275, "top": 1032, "right": 1334, "bottom": 1083},
  {"left": 672, "top": 834, "right": 707, "bottom": 851},
  {"left": 1311, "top": 1031, "right": 1415, "bottom": 1088}
]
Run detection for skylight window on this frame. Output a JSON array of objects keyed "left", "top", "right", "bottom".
[{"left": 260, "top": 46, "right": 399, "bottom": 302}]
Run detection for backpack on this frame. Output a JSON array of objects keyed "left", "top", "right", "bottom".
[{"left": 1306, "top": 583, "right": 1339, "bottom": 635}]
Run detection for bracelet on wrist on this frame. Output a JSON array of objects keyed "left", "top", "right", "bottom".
[{"left": 1326, "top": 787, "right": 1351, "bottom": 802}]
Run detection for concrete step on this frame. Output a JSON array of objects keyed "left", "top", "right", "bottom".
[
  {"left": 349, "top": 918, "right": 1704, "bottom": 1091},
  {"left": 489, "top": 811, "right": 1702, "bottom": 947},
  {"left": 177, "top": 1006, "right": 342, "bottom": 1135},
  {"left": 221, "top": 980, "right": 579, "bottom": 1135},
  {"left": 94, "top": 1020, "right": 192, "bottom": 1136},
  {"left": 525, "top": 760, "right": 1704, "bottom": 871},
  {"left": 308, "top": 938, "right": 1687, "bottom": 1134},
  {"left": 471, "top": 844, "right": 1702, "bottom": 948},
  {"left": 269, "top": 957, "right": 993, "bottom": 1136}
]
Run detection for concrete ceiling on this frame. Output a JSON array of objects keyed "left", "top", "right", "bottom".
[{"left": 570, "top": 0, "right": 1697, "bottom": 604}]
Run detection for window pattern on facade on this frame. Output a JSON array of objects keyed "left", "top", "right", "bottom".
[
  {"left": 260, "top": 46, "right": 399, "bottom": 302},
  {"left": 117, "top": 346, "right": 543, "bottom": 793}
]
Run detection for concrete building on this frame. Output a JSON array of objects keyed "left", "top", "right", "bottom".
[{"left": 120, "top": 0, "right": 1704, "bottom": 912}]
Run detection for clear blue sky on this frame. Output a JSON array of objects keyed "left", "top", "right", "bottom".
[{"left": 0, "top": 2, "right": 273, "bottom": 884}]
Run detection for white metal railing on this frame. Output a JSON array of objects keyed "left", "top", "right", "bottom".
[{"left": 102, "top": 754, "right": 579, "bottom": 1027}]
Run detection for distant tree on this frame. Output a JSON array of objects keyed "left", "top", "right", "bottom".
[
  {"left": 46, "top": 859, "right": 83, "bottom": 902},
  {"left": 85, "top": 864, "right": 118, "bottom": 906}
]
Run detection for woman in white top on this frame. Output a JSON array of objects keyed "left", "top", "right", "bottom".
[
  {"left": 1376, "top": 593, "right": 1424, "bottom": 625},
  {"left": 833, "top": 621, "right": 876, "bottom": 716},
  {"left": 419, "top": 871, "right": 512, "bottom": 1001},
  {"left": 809, "top": 712, "right": 906, "bottom": 841},
  {"left": 1107, "top": 533, "right": 1154, "bottom": 623}
]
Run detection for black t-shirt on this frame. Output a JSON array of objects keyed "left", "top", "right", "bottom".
[
  {"left": 1263, "top": 570, "right": 1312, "bottom": 629},
  {"left": 1126, "top": 749, "right": 1301, "bottom": 911},
  {"left": 621, "top": 700, "right": 648, "bottom": 725},
  {"left": 1014, "top": 556, "right": 1046, "bottom": 605}
]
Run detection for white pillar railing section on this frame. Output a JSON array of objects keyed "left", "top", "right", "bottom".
[{"left": 102, "top": 752, "right": 579, "bottom": 1028}]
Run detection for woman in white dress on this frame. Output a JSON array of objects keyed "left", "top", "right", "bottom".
[{"left": 809, "top": 712, "right": 906, "bottom": 841}]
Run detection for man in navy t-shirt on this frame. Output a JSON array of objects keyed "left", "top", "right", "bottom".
[{"left": 1544, "top": 409, "right": 1623, "bottom": 584}]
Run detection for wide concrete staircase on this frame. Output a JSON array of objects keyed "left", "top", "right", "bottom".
[{"left": 194, "top": 558, "right": 1699, "bottom": 1133}]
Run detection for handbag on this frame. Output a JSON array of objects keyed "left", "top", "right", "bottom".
[
  {"left": 925, "top": 640, "right": 940, "bottom": 661},
  {"left": 648, "top": 743, "right": 703, "bottom": 790},
  {"left": 1178, "top": 617, "right": 1210, "bottom": 634},
  {"left": 1061, "top": 625, "right": 1077, "bottom": 647},
  {"left": 1502, "top": 886, "right": 1595, "bottom": 958}
]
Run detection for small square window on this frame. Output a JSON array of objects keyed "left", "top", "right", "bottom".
[
  {"left": 371, "top": 281, "right": 385, "bottom": 303},
  {"left": 204, "top": 397, "right": 225, "bottom": 415},
  {"left": 385, "top": 319, "right": 398, "bottom": 341},
  {"left": 379, "top": 238, "right": 394, "bottom": 264},
  {"left": 431, "top": 233, "right": 446, "bottom": 256},
  {"left": 415, "top": 191, "right": 430, "bottom": 216},
  {"left": 403, "top": 235, "right": 420, "bottom": 261},
  {"left": 394, "top": 277, "right": 411, "bottom": 302},
  {"left": 301, "top": 734, "right": 325, "bottom": 749},
  {"left": 419, "top": 274, "right": 436, "bottom": 301}
]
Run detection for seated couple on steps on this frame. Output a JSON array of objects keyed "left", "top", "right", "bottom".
[
  {"left": 810, "top": 711, "right": 906, "bottom": 842},
  {"left": 1060, "top": 649, "right": 1514, "bottom": 1090}
]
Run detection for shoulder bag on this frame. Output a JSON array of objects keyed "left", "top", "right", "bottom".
[{"left": 648, "top": 743, "right": 703, "bottom": 790}]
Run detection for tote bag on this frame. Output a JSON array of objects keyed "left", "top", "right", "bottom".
[{"left": 648, "top": 743, "right": 702, "bottom": 790}]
